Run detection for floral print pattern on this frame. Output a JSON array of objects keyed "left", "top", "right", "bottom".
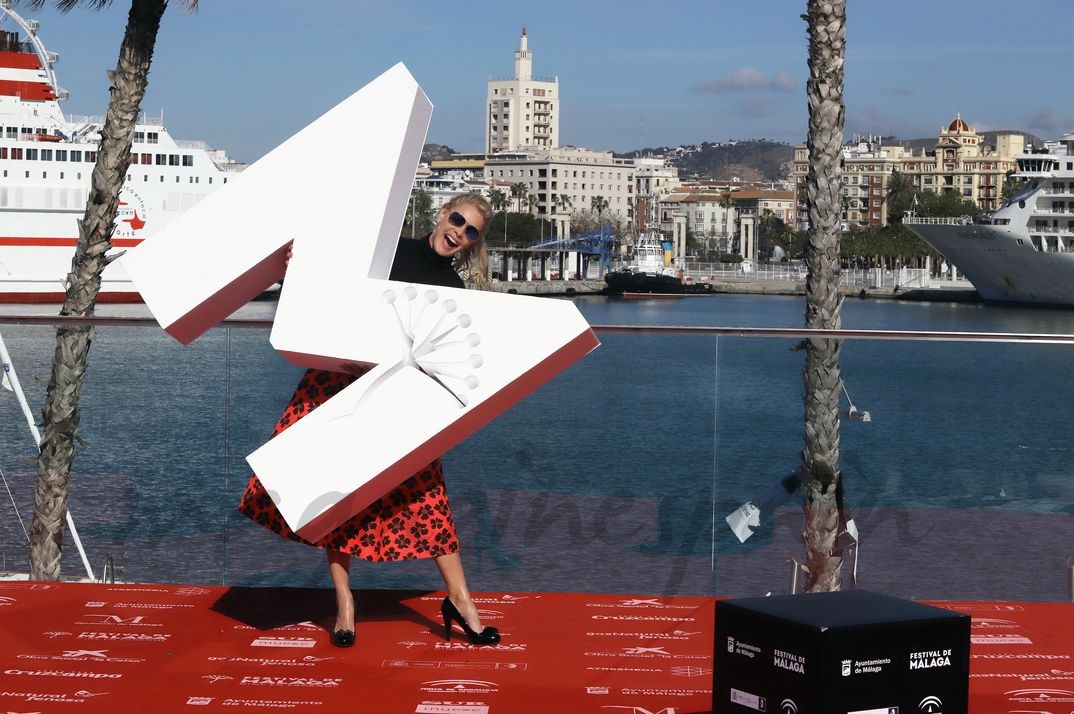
[{"left": 238, "top": 368, "right": 459, "bottom": 561}]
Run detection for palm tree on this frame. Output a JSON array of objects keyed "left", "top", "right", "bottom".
[
  {"left": 525, "top": 193, "right": 538, "bottom": 215},
  {"left": 510, "top": 182, "right": 528, "bottom": 213},
  {"left": 719, "top": 192, "right": 735, "bottom": 249},
  {"left": 555, "top": 193, "right": 572, "bottom": 215},
  {"left": 799, "top": 0, "right": 847, "bottom": 593},
  {"left": 591, "top": 195, "right": 609, "bottom": 228},
  {"left": 22, "top": 0, "right": 189, "bottom": 581},
  {"left": 885, "top": 170, "right": 915, "bottom": 224},
  {"left": 488, "top": 187, "right": 509, "bottom": 213}
]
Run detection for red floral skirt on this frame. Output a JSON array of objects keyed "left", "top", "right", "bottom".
[{"left": 238, "top": 369, "right": 459, "bottom": 561}]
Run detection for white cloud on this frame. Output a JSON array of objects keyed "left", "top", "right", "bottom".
[{"left": 692, "top": 68, "right": 796, "bottom": 94}]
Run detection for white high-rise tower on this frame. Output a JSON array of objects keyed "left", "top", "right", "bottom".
[{"left": 485, "top": 28, "right": 559, "bottom": 153}]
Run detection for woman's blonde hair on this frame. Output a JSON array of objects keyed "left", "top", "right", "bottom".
[{"left": 444, "top": 192, "right": 493, "bottom": 285}]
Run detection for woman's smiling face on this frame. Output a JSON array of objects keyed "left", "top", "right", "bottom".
[{"left": 429, "top": 204, "right": 486, "bottom": 258}]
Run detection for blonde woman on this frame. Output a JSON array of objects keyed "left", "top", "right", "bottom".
[{"left": 240, "top": 193, "right": 500, "bottom": 648}]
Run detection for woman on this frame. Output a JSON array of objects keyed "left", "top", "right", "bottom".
[{"left": 239, "top": 193, "right": 499, "bottom": 648}]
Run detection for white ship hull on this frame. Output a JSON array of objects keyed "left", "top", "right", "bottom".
[
  {"left": 906, "top": 132, "right": 1074, "bottom": 308},
  {"left": 0, "top": 6, "right": 243, "bottom": 303},
  {"left": 906, "top": 221, "right": 1074, "bottom": 307}
]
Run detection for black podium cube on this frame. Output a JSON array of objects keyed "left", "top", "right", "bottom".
[{"left": 714, "top": 590, "right": 969, "bottom": 714}]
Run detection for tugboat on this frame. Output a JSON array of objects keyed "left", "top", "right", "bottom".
[{"left": 604, "top": 232, "right": 713, "bottom": 297}]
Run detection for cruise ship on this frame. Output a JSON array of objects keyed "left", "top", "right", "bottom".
[
  {"left": 905, "top": 133, "right": 1074, "bottom": 307},
  {"left": 0, "top": 4, "right": 244, "bottom": 302}
]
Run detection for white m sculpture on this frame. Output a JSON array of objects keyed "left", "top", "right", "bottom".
[{"left": 123, "top": 64, "right": 599, "bottom": 542}]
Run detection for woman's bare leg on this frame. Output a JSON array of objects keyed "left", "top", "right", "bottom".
[
  {"left": 327, "top": 549, "right": 355, "bottom": 632},
  {"left": 434, "top": 551, "right": 485, "bottom": 631}
]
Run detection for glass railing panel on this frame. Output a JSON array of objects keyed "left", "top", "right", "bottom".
[
  {"left": 2, "top": 299, "right": 1073, "bottom": 605},
  {"left": 711, "top": 333, "right": 1074, "bottom": 603}
]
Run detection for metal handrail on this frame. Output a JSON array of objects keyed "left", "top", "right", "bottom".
[{"left": 4, "top": 314, "right": 1074, "bottom": 345}]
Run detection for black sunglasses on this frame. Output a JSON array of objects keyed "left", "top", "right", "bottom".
[{"left": 447, "top": 211, "right": 481, "bottom": 242}]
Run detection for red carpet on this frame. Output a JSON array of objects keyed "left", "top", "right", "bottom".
[{"left": 0, "top": 581, "right": 1071, "bottom": 713}]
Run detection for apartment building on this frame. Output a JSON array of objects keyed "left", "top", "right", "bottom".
[
  {"left": 486, "top": 29, "right": 559, "bottom": 153},
  {"left": 484, "top": 147, "right": 634, "bottom": 224},
  {"left": 793, "top": 114, "right": 1023, "bottom": 228}
]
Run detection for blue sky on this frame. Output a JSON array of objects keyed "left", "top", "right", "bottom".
[{"left": 8, "top": 1, "right": 1074, "bottom": 164}]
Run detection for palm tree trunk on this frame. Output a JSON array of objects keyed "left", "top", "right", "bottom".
[
  {"left": 800, "top": 0, "right": 847, "bottom": 592},
  {"left": 29, "top": 0, "right": 168, "bottom": 581}
]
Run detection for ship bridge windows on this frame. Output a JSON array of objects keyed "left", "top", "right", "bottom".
[{"left": 147, "top": 132, "right": 158, "bottom": 144}]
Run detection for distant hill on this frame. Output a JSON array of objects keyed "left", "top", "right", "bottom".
[
  {"left": 421, "top": 143, "right": 458, "bottom": 163},
  {"left": 877, "top": 130, "right": 1043, "bottom": 153},
  {"left": 423, "top": 129, "right": 1043, "bottom": 184},
  {"left": 617, "top": 140, "right": 795, "bottom": 183}
]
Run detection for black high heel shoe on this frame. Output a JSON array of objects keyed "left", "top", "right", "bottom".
[
  {"left": 330, "top": 600, "right": 356, "bottom": 648},
  {"left": 441, "top": 597, "right": 500, "bottom": 646}
]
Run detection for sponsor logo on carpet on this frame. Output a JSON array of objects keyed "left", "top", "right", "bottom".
[
  {"left": 587, "top": 599, "right": 696, "bottom": 611},
  {"left": 420, "top": 680, "right": 499, "bottom": 695},
  {"left": 670, "top": 666, "right": 711, "bottom": 677},
  {"left": 235, "top": 621, "right": 322, "bottom": 632},
  {"left": 971, "top": 618, "right": 1020, "bottom": 629},
  {"left": 16, "top": 649, "right": 145, "bottom": 664},
  {"left": 591, "top": 615, "right": 696, "bottom": 622},
  {"left": 585, "top": 647, "right": 708, "bottom": 661},
  {"left": 1005, "top": 687, "right": 1074, "bottom": 703},
  {"left": 5, "top": 668, "right": 122, "bottom": 679},
  {"left": 414, "top": 701, "right": 490, "bottom": 714},
  {"left": 206, "top": 655, "right": 331, "bottom": 667},
  {"left": 251, "top": 636, "right": 317, "bottom": 649},
  {"left": 586, "top": 630, "right": 700, "bottom": 640},
  {"left": 75, "top": 614, "right": 162, "bottom": 628},
  {"left": 0, "top": 688, "right": 108, "bottom": 703},
  {"left": 240, "top": 676, "right": 342, "bottom": 688},
  {"left": 974, "top": 669, "right": 1074, "bottom": 682},
  {"left": 383, "top": 660, "right": 527, "bottom": 671},
  {"left": 972, "top": 633, "right": 1033, "bottom": 645},
  {"left": 434, "top": 641, "right": 526, "bottom": 652},
  {"left": 76, "top": 631, "right": 171, "bottom": 641},
  {"left": 84, "top": 600, "right": 196, "bottom": 610},
  {"left": 173, "top": 587, "right": 211, "bottom": 597},
  {"left": 216, "top": 698, "right": 326, "bottom": 707},
  {"left": 619, "top": 688, "right": 712, "bottom": 698}
]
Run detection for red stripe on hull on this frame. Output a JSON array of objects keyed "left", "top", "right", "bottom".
[
  {"left": 0, "top": 290, "right": 144, "bottom": 304},
  {"left": 0, "top": 78, "right": 56, "bottom": 100},
  {"left": 0, "top": 51, "right": 45, "bottom": 69},
  {"left": 0, "top": 236, "right": 145, "bottom": 248}
]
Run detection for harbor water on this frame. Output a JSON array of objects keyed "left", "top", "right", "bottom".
[{"left": 2, "top": 293, "right": 1073, "bottom": 601}]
